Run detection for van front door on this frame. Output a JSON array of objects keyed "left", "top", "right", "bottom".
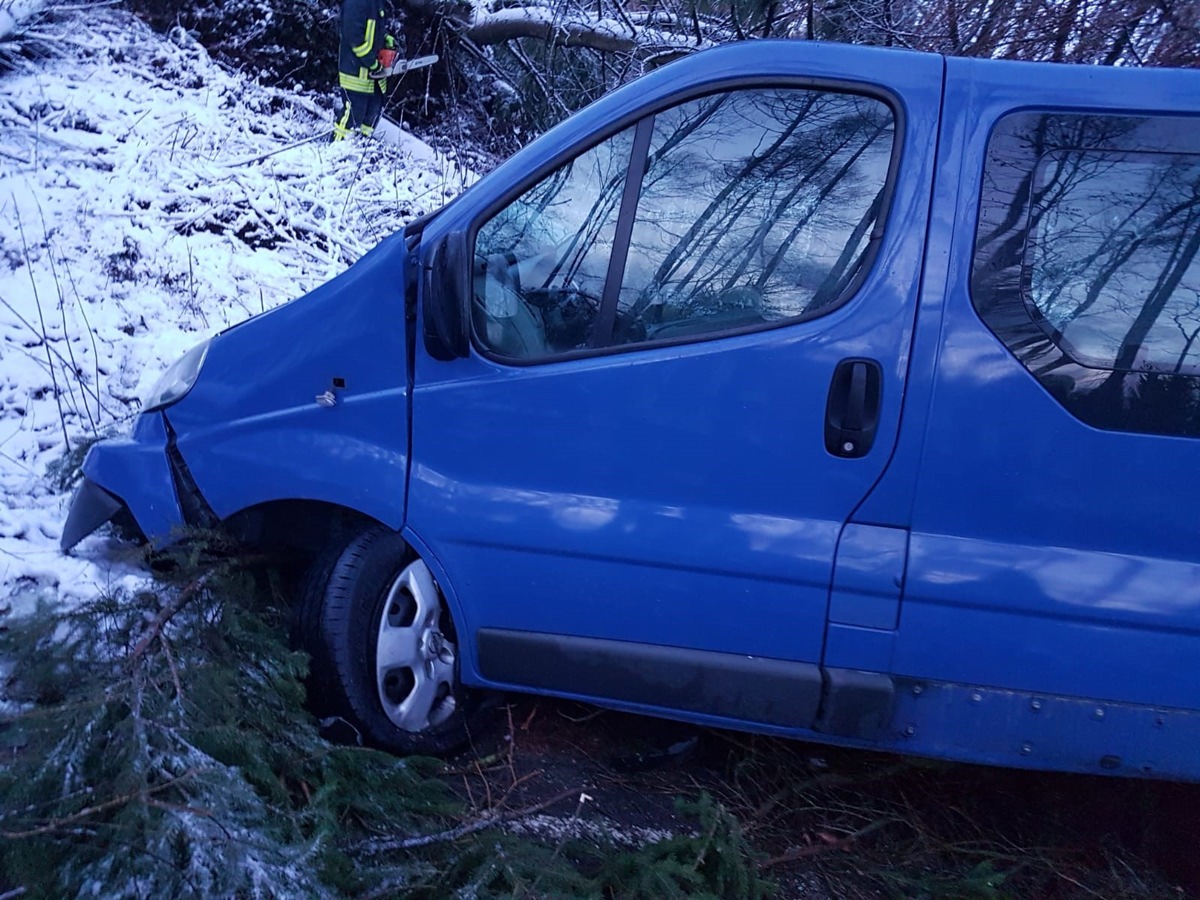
[{"left": 408, "top": 47, "right": 943, "bottom": 730}]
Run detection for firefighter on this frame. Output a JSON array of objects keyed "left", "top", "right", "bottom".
[{"left": 334, "top": 0, "right": 397, "bottom": 140}]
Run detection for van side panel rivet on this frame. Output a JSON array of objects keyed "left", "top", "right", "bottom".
[
  {"left": 904, "top": 725, "right": 916, "bottom": 736},
  {"left": 912, "top": 684, "right": 924, "bottom": 696},
  {"left": 1093, "top": 708, "right": 1105, "bottom": 720},
  {"left": 1030, "top": 699, "right": 1042, "bottom": 711},
  {"left": 1154, "top": 717, "right": 1165, "bottom": 728},
  {"left": 971, "top": 692, "right": 983, "bottom": 703},
  {"left": 1020, "top": 743, "right": 1033, "bottom": 755}
]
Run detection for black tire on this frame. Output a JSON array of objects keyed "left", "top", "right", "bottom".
[{"left": 294, "top": 526, "right": 478, "bottom": 755}]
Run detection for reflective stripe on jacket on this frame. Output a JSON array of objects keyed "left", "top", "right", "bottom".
[{"left": 339, "top": 0, "right": 386, "bottom": 93}]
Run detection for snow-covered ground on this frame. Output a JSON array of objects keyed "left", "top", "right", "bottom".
[{"left": 0, "top": 8, "right": 469, "bottom": 617}]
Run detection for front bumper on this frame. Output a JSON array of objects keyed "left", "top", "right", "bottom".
[
  {"left": 60, "top": 412, "right": 187, "bottom": 550},
  {"left": 61, "top": 478, "right": 126, "bottom": 550}
]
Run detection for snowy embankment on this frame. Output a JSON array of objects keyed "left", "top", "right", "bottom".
[{"left": 0, "top": 8, "right": 469, "bottom": 617}]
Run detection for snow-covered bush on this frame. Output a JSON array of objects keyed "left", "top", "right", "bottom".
[{"left": 128, "top": 0, "right": 339, "bottom": 89}]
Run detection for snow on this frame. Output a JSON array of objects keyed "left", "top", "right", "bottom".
[
  {"left": 0, "top": 0, "right": 45, "bottom": 43},
  {"left": 506, "top": 812, "right": 681, "bottom": 848},
  {"left": 0, "top": 8, "right": 471, "bottom": 617}
]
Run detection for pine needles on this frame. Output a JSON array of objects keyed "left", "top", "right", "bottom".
[
  {"left": 0, "top": 545, "right": 339, "bottom": 897},
  {"left": 597, "top": 794, "right": 769, "bottom": 899},
  {"left": 0, "top": 542, "right": 769, "bottom": 899}
]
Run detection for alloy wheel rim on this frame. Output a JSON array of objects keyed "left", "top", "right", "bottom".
[{"left": 375, "top": 559, "right": 458, "bottom": 732}]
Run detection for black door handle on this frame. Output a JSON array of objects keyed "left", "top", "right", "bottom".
[{"left": 825, "top": 358, "right": 883, "bottom": 458}]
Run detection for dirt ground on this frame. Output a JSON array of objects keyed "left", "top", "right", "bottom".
[{"left": 451, "top": 695, "right": 1200, "bottom": 898}]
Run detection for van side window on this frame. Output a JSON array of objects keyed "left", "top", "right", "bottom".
[
  {"left": 973, "top": 112, "right": 1200, "bottom": 438},
  {"left": 472, "top": 87, "right": 895, "bottom": 361},
  {"left": 1026, "top": 151, "right": 1200, "bottom": 373},
  {"left": 612, "top": 90, "right": 893, "bottom": 347},
  {"left": 473, "top": 127, "right": 637, "bottom": 359}
]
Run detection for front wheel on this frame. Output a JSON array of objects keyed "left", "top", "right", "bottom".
[{"left": 295, "top": 527, "right": 479, "bottom": 755}]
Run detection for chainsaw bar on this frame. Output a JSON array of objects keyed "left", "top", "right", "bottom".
[{"left": 390, "top": 54, "right": 438, "bottom": 76}]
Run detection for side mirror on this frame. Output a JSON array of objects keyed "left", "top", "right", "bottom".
[{"left": 422, "top": 232, "right": 469, "bottom": 360}]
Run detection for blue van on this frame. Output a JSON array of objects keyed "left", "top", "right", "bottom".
[{"left": 63, "top": 41, "right": 1200, "bottom": 777}]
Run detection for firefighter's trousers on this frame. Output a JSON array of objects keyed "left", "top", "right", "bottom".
[{"left": 334, "top": 78, "right": 386, "bottom": 140}]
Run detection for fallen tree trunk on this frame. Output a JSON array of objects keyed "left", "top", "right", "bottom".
[
  {"left": 461, "top": 6, "right": 705, "bottom": 59},
  {"left": 400, "top": 0, "right": 712, "bottom": 61}
]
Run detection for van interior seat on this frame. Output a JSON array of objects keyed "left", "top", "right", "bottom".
[{"left": 474, "top": 253, "right": 548, "bottom": 358}]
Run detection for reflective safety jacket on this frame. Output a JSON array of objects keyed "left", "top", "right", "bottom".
[{"left": 339, "top": 0, "right": 387, "bottom": 93}]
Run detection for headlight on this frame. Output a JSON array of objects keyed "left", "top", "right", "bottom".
[{"left": 142, "top": 339, "right": 211, "bottom": 412}]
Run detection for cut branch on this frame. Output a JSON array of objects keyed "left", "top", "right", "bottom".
[
  {"left": 127, "top": 575, "right": 212, "bottom": 665},
  {"left": 0, "top": 769, "right": 202, "bottom": 840},
  {"left": 360, "top": 786, "right": 586, "bottom": 854}
]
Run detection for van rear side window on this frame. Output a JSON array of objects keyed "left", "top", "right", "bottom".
[
  {"left": 973, "top": 111, "right": 1200, "bottom": 438},
  {"left": 1026, "top": 150, "right": 1200, "bottom": 375}
]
